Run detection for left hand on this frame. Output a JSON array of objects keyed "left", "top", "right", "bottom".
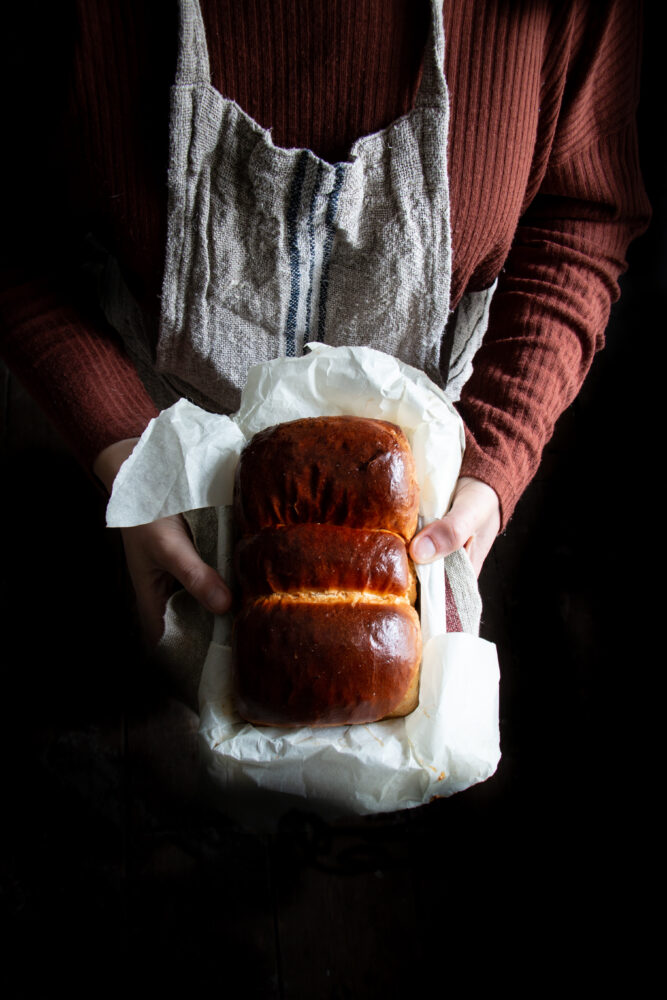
[
  {"left": 409, "top": 476, "right": 501, "bottom": 577},
  {"left": 93, "top": 437, "right": 232, "bottom": 646}
]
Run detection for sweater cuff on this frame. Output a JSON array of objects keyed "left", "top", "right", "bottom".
[{"left": 459, "top": 423, "right": 519, "bottom": 531}]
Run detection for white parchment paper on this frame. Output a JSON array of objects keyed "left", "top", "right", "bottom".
[{"left": 107, "top": 344, "right": 500, "bottom": 815}]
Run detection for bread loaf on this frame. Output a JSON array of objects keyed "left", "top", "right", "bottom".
[{"left": 232, "top": 416, "right": 422, "bottom": 727}]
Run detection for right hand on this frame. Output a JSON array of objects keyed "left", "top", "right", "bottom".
[
  {"left": 410, "top": 475, "right": 501, "bottom": 577},
  {"left": 94, "top": 438, "right": 232, "bottom": 646}
]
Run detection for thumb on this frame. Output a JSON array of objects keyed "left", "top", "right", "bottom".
[
  {"left": 409, "top": 477, "right": 501, "bottom": 575},
  {"left": 157, "top": 518, "right": 232, "bottom": 615},
  {"left": 410, "top": 506, "right": 474, "bottom": 565}
]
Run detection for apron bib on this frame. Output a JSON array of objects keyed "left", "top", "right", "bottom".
[
  {"left": 100, "top": 0, "right": 494, "bottom": 412},
  {"left": 158, "top": 0, "right": 452, "bottom": 408}
]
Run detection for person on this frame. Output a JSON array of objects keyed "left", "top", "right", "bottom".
[{"left": 0, "top": 0, "right": 650, "bottom": 648}]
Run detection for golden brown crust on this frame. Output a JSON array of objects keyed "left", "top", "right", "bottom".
[
  {"left": 232, "top": 416, "right": 422, "bottom": 728},
  {"left": 233, "top": 601, "right": 422, "bottom": 727},
  {"left": 233, "top": 416, "right": 419, "bottom": 542},
  {"left": 235, "top": 523, "right": 415, "bottom": 600}
]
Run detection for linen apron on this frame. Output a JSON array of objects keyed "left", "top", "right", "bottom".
[{"left": 96, "top": 0, "right": 497, "bottom": 688}]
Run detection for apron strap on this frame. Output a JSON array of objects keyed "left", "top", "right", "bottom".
[
  {"left": 415, "top": 0, "right": 447, "bottom": 109},
  {"left": 444, "top": 548, "right": 482, "bottom": 636},
  {"left": 176, "top": 0, "right": 211, "bottom": 86}
]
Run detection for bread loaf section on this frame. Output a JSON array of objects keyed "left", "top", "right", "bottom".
[{"left": 232, "top": 416, "right": 422, "bottom": 727}]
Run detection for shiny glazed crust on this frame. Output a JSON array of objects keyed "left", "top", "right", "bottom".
[
  {"left": 233, "top": 416, "right": 422, "bottom": 727},
  {"left": 233, "top": 416, "right": 419, "bottom": 541},
  {"left": 235, "top": 524, "right": 416, "bottom": 601},
  {"left": 233, "top": 601, "right": 421, "bottom": 727}
]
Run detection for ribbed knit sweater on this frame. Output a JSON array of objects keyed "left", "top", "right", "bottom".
[{"left": 0, "top": 0, "right": 650, "bottom": 526}]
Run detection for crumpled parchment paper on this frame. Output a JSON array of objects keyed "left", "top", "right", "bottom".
[{"left": 107, "top": 344, "right": 500, "bottom": 816}]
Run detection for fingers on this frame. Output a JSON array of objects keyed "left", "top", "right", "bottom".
[
  {"left": 409, "top": 476, "right": 501, "bottom": 577},
  {"left": 155, "top": 516, "right": 231, "bottom": 615},
  {"left": 133, "top": 570, "right": 175, "bottom": 648},
  {"left": 121, "top": 514, "right": 232, "bottom": 646}
]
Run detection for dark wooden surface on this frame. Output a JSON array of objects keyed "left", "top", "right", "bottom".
[{"left": 1, "top": 20, "right": 663, "bottom": 1000}]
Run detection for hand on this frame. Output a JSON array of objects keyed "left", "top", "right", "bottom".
[
  {"left": 120, "top": 514, "right": 232, "bottom": 646},
  {"left": 409, "top": 476, "right": 501, "bottom": 577},
  {"left": 93, "top": 438, "right": 232, "bottom": 646}
]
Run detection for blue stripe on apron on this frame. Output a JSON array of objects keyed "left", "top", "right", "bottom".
[
  {"left": 285, "top": 151, "right": 309, "bottom": 357},
  {"left": 285, "top": 157, "right": 346, "bottom": 353},
  {"left": 316, "top": 164, "right": 346, "bottom": 343},
  {"left": 305, "top": 162, "right": 325, "bottom": 342}
]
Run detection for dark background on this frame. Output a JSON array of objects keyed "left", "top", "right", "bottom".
[{"left": 1, "top": 6, "right": 663, "bottom": 997}]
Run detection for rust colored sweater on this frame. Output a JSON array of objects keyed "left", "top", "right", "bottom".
[{"left": 0, "top": 0, "right": 650, "bottom": 525}]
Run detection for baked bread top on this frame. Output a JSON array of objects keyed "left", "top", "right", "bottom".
[{"left": 233, "top": 416, "right": 419, "bottom": 541}]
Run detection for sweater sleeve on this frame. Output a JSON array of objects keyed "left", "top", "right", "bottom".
[
  {"left": 0, "top": 269, "right": 159, "bottom": 468},
  {"left": 457, "top": 0, "right": 651, "bottom": 527},
  {"left": 0, "top": 2, "right": 160, "bottom": 470}
]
